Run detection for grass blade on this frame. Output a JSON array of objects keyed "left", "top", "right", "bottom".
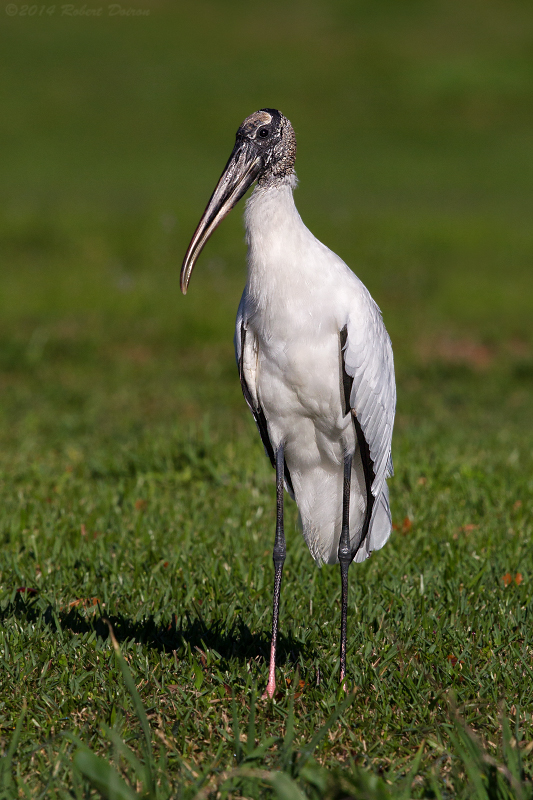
[
  {"left": 73, "top": 748, "right": 139, "bottom": 800},
  {"left": 246, "top": 683, "right": 256, "bottom": 756},
  {"left": 280, "top": 674, "right": 296, "bottom": 772},
  {"left": 398, "top": 740, "right": 424, "bottom": 800},
  {"left": 101, "top": 723, "right": 147, "bottom": 783},
  {"left": 268, "top": 771, "right": 308, "bottom": 800},
  {"left": 107, "top": 622, "right": 154, "bottom": 793},
  {"left": 448, "top": 725, "right": 489, "bottom": 800},
  {"left": 232, "top": 689, "right": 242, "bottom": 765},
  {"left": 0, "top": 702, "right": 26, "bottom": 791}
]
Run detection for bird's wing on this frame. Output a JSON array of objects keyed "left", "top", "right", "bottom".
[
  {"left": 235, "top": 293, "right": 294, "bottom": 497},
  {"left": 342, "top": 291, "right": 396, "bottom": 507}
]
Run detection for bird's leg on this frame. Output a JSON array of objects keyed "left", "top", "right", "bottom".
[
  {"left": 263, "top": 442, "right": 286, "bottom": 700},
  {"left": 338, "top": 453, "right": 353, "bottom": 687}
]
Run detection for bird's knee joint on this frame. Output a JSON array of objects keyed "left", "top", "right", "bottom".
[
  {"left": 338, "top": 544, "right": 351, "bottom": 567},
  {"left": 273, "top": 544, "right": 286, "bottom": 566}
]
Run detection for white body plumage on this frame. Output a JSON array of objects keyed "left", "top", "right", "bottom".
[{"left": 235, "top": 177, "right": 395, "bottom": 566}]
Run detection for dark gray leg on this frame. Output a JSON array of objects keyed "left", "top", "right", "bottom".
[
  {"left": 338, "top": 453, "right": 353, "bottom": 685},
  {"left": 264, "top": 443, "right": 286, "bottom": 700}
]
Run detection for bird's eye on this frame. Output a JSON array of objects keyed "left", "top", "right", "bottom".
[{"left": 258, "top": 127, "right": 270, "bottom": 139}]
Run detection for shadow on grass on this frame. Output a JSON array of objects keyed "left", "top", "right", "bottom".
[{"left": 2, "top": 591, "right": 305, "bottom": 668}]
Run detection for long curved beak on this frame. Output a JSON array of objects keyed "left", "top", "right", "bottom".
[{"left": 180, "top": 140, "right": 262, "bottom": 294}]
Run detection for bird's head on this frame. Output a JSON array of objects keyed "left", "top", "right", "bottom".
[
  {"left": 180, "top": 108, "right": 296, "bottom": 294},
  {"left": 237, "top": 109, "right": 297, "bottom": 184}
]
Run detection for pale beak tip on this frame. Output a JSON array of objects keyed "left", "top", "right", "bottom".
[{"left": 180, "top": 264, "right": 191, "bottom": 295}]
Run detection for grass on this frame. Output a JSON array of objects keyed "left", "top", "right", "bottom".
[{"left": 0, "top": 0, "right": 533, "bottom": 796}]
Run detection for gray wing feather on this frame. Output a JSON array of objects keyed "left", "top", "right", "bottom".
[{"left": 343, "top": 295, "right": 396, "bottom": 501}]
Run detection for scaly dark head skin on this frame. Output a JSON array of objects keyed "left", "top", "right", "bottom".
[
  {"left": 237, "top": 109, "right": 296, "bottom": 185},
  {"left": 180, "top": 109, "right": 296, "bottom": 293}
]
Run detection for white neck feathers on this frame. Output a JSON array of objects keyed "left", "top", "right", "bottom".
[{"left": 245, "top": 175, "right": 311, "bottom": 303}]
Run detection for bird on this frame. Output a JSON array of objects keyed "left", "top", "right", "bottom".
[{"left": 181, "top": 109, "right": 396, "bottom": 699}]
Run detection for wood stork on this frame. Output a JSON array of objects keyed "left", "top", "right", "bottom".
[{"left": 181, "top": 109, "right": 395, "bottom": 699}]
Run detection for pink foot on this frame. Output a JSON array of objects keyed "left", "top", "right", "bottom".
[
  {"left": 340, "top": 668, "right": 347, "bottom": 693},
  {"left": 262, "top": 648, "right": 277, "bottom": 699},
  {"left": 262, "top": 677, "right": 276, "bottom": 700}
]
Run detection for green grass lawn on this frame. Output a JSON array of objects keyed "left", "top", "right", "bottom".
[{"left": 0, "top": 0, "right": 532, "bottom": 797}]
